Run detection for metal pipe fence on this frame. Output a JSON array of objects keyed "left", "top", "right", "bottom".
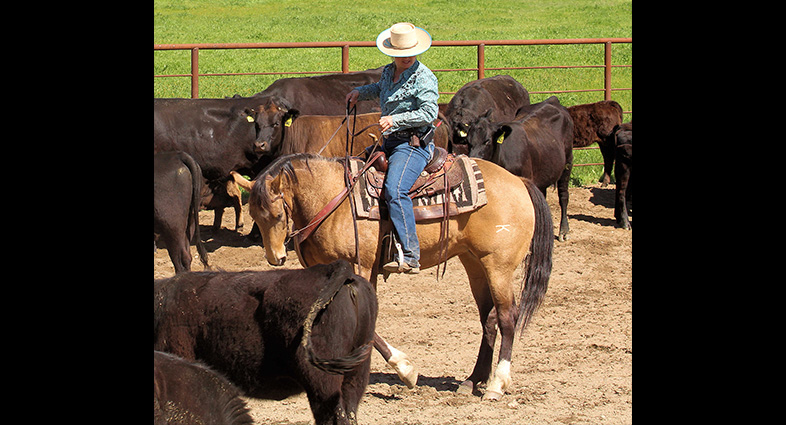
[{"left": 154, "top": 38, "right": 631, "bottom": 167}]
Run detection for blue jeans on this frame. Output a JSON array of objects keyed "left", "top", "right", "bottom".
[{"left": 383, "top": 134, "right": 434, "bottom": 266}]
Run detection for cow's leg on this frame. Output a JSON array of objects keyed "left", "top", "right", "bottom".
[
  {"left": 373, "top": 333, "right": 417, "bottom": 388},
  {"left": 457, "top": 252, "right": 496, "bottom": 395},
  {"left": 598, "top": 142, "right": 615, "bottom": 186},
  {"left": 162, "top": 226, "right": 191, "bottom": 273},
  {"left": 232, "top": 200, "right": 243, "bottom": 231},
  {"left": 556, "top": 160, "right": 572, "bottom": 241},
  {"left": 340, "top": 356, "right": 371, "bottom": 425},
  {"left": 212, "top": 208, "right": 224, "bottom": 231},
  {"left": 302, "top": 377, "right": 351, "bottom": 425},
  {"left": 615, "top": 166, "right": 631, "bottom": 229}
]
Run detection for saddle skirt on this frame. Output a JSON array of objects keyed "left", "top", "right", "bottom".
[{"left": 349, "top": 150, "right": 488, "bottom": 221}]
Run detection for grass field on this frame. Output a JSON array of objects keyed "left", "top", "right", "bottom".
[{"left": 154, "top": 0, "right": 631, "bottom": 185}]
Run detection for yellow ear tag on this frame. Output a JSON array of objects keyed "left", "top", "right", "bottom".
[
  {"left": 458, "top": 130, "right": 467, "bottom": 138},
  {"left": 496, "top": 133, "right": 505, "bottom": 144},
  {"left": 246, "top": 115, "right": 255, "bottom": 123},
  {"left": 284, "top": 117, "right": 293, "bottom": 127}
]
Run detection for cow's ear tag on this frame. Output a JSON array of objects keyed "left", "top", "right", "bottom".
[
  {"left": 284, "top": 117, "right": 293, "bottom": 127},
  {"left": 458, "top": 130, "right": 467, "bottom": 138},
  {"left": 496, "top": 133, "right": 505, "bottom": 144},
  {"left": 246, "top": 115, "right": 255, "bottom": 123}
]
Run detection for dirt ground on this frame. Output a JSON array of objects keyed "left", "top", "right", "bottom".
[{"left": 154, "top": 182, "right": 632, "bottom": 424}]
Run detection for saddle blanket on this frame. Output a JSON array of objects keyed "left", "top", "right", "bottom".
[{"left": 349, "top": 154, "right": 488, "bottom": 221}]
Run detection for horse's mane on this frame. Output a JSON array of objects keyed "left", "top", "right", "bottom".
[{"left": 250, "top": 153, "right": 342, "bottom": 213}]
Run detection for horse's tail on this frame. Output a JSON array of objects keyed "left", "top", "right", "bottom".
[
  {"left": 180, "top": 152, "right": 209, "bottom": 270},
  {"left": 516, "top": 178, "right": 554, "bottom": 336},
  {"left": 301, "top": 261, "right": 373, "bottom": 374}
]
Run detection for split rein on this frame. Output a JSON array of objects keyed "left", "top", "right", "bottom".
[{"left": 287, "top": 103, "right": 385, "bottom": 273}]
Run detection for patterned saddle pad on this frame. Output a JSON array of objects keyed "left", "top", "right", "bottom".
[{"left": 349, "top": 154, "right": 488, "bottom": 221}]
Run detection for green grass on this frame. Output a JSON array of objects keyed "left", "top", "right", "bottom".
[{"left": 154, "top": 0, "right": 631, "bottom": 185}]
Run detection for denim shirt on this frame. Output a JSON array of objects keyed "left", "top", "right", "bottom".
[{"left": 355, "top": 60, "right": 439, "bottom": 135}]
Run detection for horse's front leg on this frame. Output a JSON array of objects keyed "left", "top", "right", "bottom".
[
  {"left": 360, "top": 263, "right": 418, "bottom": 388},
  {"left": 373, "top": 333, "right": 418, "bottom": 388}
]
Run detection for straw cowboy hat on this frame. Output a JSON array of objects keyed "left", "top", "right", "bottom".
[{"left": 376, "top": 22, "right": 432, "bottom": 57}]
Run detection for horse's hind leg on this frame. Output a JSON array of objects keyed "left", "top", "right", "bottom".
[
  {"left": 457, "top": 253, "right": 498, "bottom": 396},
  {"left": 473, "top": 256, "right": 519, "bottom": 401}
]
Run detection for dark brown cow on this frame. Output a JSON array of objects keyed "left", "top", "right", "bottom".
[
  {"left": 153, "top": 260, "right": 377, "bottom": 425},
  {"left": 614, "top": 121, "right": 632, "bottom": 229},
  {"left": 443, "top": 75, "right": 530, "bottom": 150},
  {"left": 567, "top": 100, "right": 623, "bottom": 186},
  {"left": 154, "top": 151, "right": 209, "bottom": 273},
  {"left": 466, "top": 96, "right": 574, "bottom": 241},
  {"left": 154, "top": 351, "right": 253, "bottom": 425},
  {"left": 276, "top": 112, "right": 449, "bottom": 158}
]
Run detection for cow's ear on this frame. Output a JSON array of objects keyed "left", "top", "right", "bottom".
[
  {"left": 283, "top": 109, "right": 300, "bottom": 127},
  {"left": 243, "top": 108, "right": 256, "bottom": 123},
  {"left": 492, "top": 125, "right": 512, "bottom": 145},
  {"left": 481, "top": 108, "right": 494, "bottom": 120},
  {"left": 230, "top": 171, "right": 254, "bottom": 192}
]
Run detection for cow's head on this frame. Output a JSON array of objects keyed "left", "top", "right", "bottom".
[
  {"left": 467, "top": 109, "right": 511, "bottom": 160},
  {"left": 244, "top": 96, "right": 300, "bottom": 155}
]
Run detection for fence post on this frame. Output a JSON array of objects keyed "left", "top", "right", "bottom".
[
  {"left": 191, "top": 47, "right": 199, "bottom": 99},
  {"left": 604, "top": 41, "right": 612, "bottom": 101},
  {"left": 342, "top": 44, "right": 349, "bottom": 73},
  {"left": 477, "top": 43, "right": 485, "bottom": 79}
]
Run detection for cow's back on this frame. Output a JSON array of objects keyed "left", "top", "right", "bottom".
[
  {"left": 280, "top": 113, "right": 382, "bottom": 157},
  {"left": 567, "top": 100, "right": 623, "bottom": 147},
  {"left": 257, "top": 68, "right": 384, "bottom": 115},
  {"left": 154, "top": 351, "right": 253, "bottom": 425}
]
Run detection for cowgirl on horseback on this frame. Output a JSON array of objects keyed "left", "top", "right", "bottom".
[{"left": 346, "top": 22, "right": 439, "bottom": 274}]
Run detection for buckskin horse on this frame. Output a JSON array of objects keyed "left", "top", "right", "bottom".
[{"left": 232, "top": 152, "right": 553, "bottom": 401}]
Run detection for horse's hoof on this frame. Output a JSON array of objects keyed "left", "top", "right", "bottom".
[
  {"left": 392, "top": 359, "right": 418, "bottom": 389},
  {"left": 457, "top": 380, "right": 474, "bottom": 395},
  {"left": 482, "top": 389, "right": 504, "bottom": 401}
]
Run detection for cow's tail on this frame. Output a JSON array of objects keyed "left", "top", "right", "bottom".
[
  {"left": 515, "top": 178, "right": 554, "bottom": 336},
  {"left": 179, "top": 152, "right": 210, "bottom": 270},
  {"left": 301, "top": 261, "right": 373, "bottom": 375}
]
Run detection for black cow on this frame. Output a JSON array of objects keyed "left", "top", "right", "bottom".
[
  {"left": 614, "top": 121, "right": 632, "bottom": 229},
  {"left": 154, "top": 351, "right": 253, "bottom": 425},
  {"left": 154, "top": 151, "right": 209, "bottom": 273},
  {"left": 567, "top": 100, "right": 623, "bottom": 186},
  {"left": 154, "top": 95, "right": 296, "bottom": 180},
  {"left": 153, "top": 260, "right": 377, "bottom": 425},
  {"left": 467, "top": 96, "right": 574, "bottom": 241},
  {"left": 255, "top": 67, "right": 384, "bottom": 115},
  {"left": 443, "top": 75, "right": 530, "bottom": 151}
]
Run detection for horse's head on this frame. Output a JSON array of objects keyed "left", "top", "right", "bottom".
[{"left": 231, "top": 169, "right": 291, "bottom": 266}]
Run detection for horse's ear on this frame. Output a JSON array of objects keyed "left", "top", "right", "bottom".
[
  {"left": 230, "top": 171, "right": 254, "bottom": 192},
  {"left": 265, "top": 172, "right": 283, "bottom": 195}
]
